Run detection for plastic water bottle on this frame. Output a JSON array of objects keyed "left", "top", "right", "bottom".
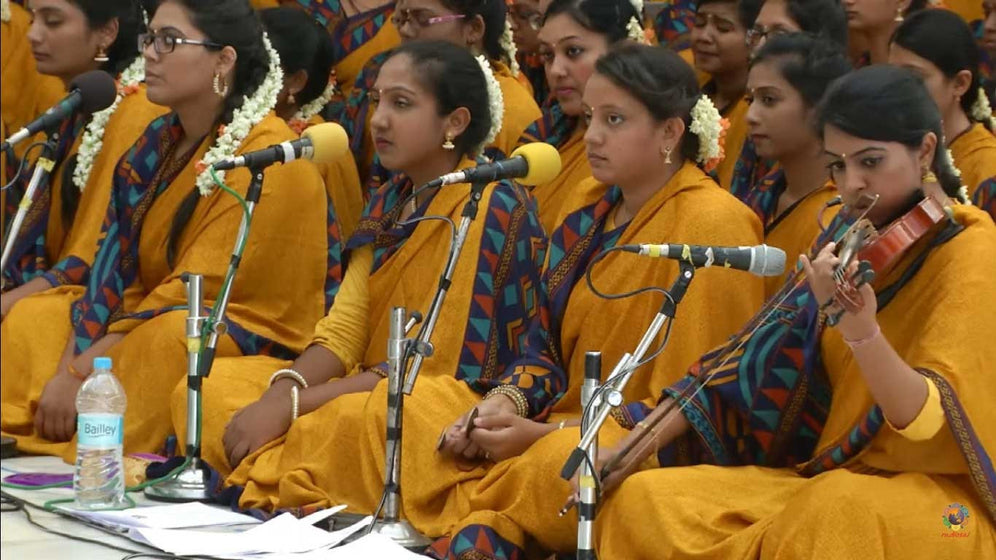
[{"left": 74, "top": 356, "right": 127, "bottom": 509}]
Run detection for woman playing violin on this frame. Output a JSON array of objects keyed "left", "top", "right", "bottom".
[{"left": 590, "top": 65, "right": 995, "bottom": 559}]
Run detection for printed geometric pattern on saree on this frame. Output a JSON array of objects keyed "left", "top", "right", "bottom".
[
  {"left": 653, "top": 0, "right": 698, "bottom": 51},
  {"left": 289, "top": 0, "right": 342, "bottom": 28},
  {"left": 971, "top": 177, "right": 994, "bottom": 220},
  {"left": 728, "top": 136, "right": 777, "bottom": 204},
  {"left": 518, "top": 100, "right": 577, "bottom": 152},
  {"left": 68, "top": 114, "right": 300, "bottom": 361},
  {"left": 427, "top": 524, "right": 527, "bottom": 560},
  {"left": 347, "top": 172, "right": 557, "bottom": 415},
  {"left": 331, "top": 2, "right": 393, "bottom": 63},
  {"left": 2, "top": 115, "right": 85, "bottom": 287},
  {"left": 324, "top": 191, "right": 345, "bottom": 310}
]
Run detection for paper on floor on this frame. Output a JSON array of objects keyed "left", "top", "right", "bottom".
[{"left": 57, "top": 501, "right": 260, "bottom": 530}]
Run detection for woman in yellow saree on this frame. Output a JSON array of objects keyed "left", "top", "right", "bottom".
[
  {"left": 202, "top": 44, "right": 550, "bottom": 540},
  {"left": 890, "top": 9, "right": 996, "bottom": 220},
  {"left": 520, "top": 0, "right": 644, "bottom": 235},
  {"left": 593, "top": 65, "right": 995, "bottom": 560},
  {"left": 261, "top": 6, "right": 363, "bottom": 242},
  {"left": 1, "top": 0, "right": 166, "bottom": 306},
  {"left": 342, "top": 0, "right": 540, "bottom": 189},
  {"left": 741, "top": 34, "right": 851, "bottom": 298},
  {"left": 689, "top": 0, "right": 760, "bottom": 189},
  {"left": 428, "top": 44, "right": 766, "bottom": 559},
  {"left": 1, "top": 0, "right": 328, "bottom": 462}
]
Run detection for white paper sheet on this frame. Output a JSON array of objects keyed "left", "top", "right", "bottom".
[
  {"left": 129, "top": 510, "right": 372, "bottom": 558},
  {"left": 56, "top": 501, "right": 260, "bottom": 530}
]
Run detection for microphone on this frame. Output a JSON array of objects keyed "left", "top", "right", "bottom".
[
  {"left": 430, "top": 142, "right": 562, "bottom": 188},
  {"left": 620, "top": 243, "right": 787, "bottom": 277},
  {"left": 2, "top": 70, "right": 117, "bottom": 150},
  {"left": 211, "top": 122, "right": 349, "bottom": 171}
]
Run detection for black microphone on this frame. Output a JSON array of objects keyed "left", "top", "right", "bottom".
[
  {"left": 427, "top": 142, "right": 562, "bottom": 188},
  {"left": 2, "top": 70, "right": 117, "bottom": 150},
  {"left": 619, "top": 243, "right": 787, "bottom": 277}
]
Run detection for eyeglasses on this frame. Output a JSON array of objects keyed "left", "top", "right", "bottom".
[
  {"left": 745, "top": 26, "right": 789, "bottom": 48},
  {"left": 390, "top": 9, "right": 466, "bottom": 28},
  {"left": 138, "top": 31, "right": 223, "bottom": 55}
]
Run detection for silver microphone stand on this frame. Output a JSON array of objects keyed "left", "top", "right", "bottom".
[
  {"left": 576, "top": 352, "right": 602, "bottom": 560},
  {"left": 561, "top": 261, "right": 696, "bottom": 558},
  {"left": 145, "top": 167, "right": 267, "bottom": 501},
  {"left": 1, "top": 135, "right": 59, "bottom": 277},
  {"left": 145, "top": 273, "right": 211, "bottom": 501},
  {"left": 365, "top": 181, "right": 490, "bottom": 548}
]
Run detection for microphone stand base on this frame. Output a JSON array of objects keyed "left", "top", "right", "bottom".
[
  {"left": 369, "top": 519, "right": 432, "bottom": 550},
  {"left": 143, "top": 459, "right": 211, "bottom": 502}
]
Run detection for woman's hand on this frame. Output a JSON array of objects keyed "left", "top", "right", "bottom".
[
  {"left": 438, "top": 394, "right": 518, "bottom": 461},
  {"left": 468, "top": 412, "right": 551, "bottom": 462},
  {"left": 800, "top": 241, "right": 839, "bottom": 305},
  {"left": 35, "top": 370, "right": 83, "bottom": 442},
  {"left": 223, "top": 391, "right": 293, "bottom": 468}
]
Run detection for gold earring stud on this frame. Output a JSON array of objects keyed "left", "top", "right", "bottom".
[
  {"left": 921, "top": 169, "right": 938, "bottom": 184},
  {"left": 663, "top": 146, "right": 673, "bottom": 165},
  {"left": 94, "top": 45, "right": 109, "bottom": 63},
  {"left": 442, "top": 133, "right": 455, "bottom": 151}
]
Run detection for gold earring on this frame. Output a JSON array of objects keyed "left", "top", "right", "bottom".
[
  {"left": 663, "top": 146, "right": 673, "bottom": 165},
  {"left": 442, "top": 133, "right": 455, "bottom": 151},
  {"left": 921, "top": 168, "right": 938, "bottom": 184},
  {"left": 94, "top": 45, "right": 109, "bottom": 63},
  {"left": 288, "top": 92, "right": 296, "bottom": 105},
  {"left": 894, "top": 8, "right": 904, "bottom": 23},
  {"left": 213, "top": 71, "right": 229, "bottom": 97}
]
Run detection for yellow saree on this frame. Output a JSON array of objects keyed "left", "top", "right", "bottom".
[
  {"left": 595, "top": 204, "right": 996, "bottom": 559},
  {"left": 950, "top": 123, "right": 996, "bottom": 211},
  {"left": 1, "top": 114, "right": 328, "bottom": 462},
  {"left": 431, "top": 163, "right": 767, "bottom": 558},
  {"left": 218, "top": 161, "right": 549, "bottom": 542},
  {"left": 528, "top": 127, "right": 591, "bottom": 236}
]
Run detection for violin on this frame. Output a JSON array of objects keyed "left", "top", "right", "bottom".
[{"left": 824, "top": 194, "right": 949, "bottom": 324}]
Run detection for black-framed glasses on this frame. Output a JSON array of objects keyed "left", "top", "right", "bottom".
[
  {"left": 746, "top": 26, "right": 789, "bottom": 48},
  {"left": 138, "top": 31, "right": 223, "bottom": 55},
  {"left": 390, "top": 9, "right": 466, "bottom": 28}
]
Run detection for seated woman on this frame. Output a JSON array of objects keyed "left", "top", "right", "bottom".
[
  {"left": 523, "top": 0, "right": 646, "bottom": 234},
  {"left": 197, "top": 43, "right": 549, "bottom": 536},
  {"left": 690, "top": 0, "right": 761, "bottom": 189},
  {"left": 507, "top": 0, "right": 548, "bottom": 105},
  {"left": 342, "top": 0, "right": 540, "bottom": 189},
  {"left": 260, "top": 6, "right": 364, "bottom": 250},
  {"left": 743, "top": 33, "right": 851, "bottom": 297},
  {"left": 890, "top": 9, "right": 996, "bottom": 220},
  {"left": 594, "top": 65, "right": 995, "bottom": 559},
  {"left": 0, "top": 0, "right": 329, "bottom": 461},
  {"left": 729, "top": 0, "right": 848, "bottom": 200},
  {"left": 1, "top": 0, "right": 166, "bottom": 309},
  {"left": 430, "top": 44, "right": 766, "bottom": 560}
]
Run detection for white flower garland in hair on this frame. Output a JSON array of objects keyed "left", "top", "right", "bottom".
[
  {"left": 475, "top": 55, "right": 505, "bottom": 155},
  {"left": 1, "top": 0, "right": 10, "bottom": 23},
  {"left": 969, "top": 87, "right": 996, "bottom": 130},
  {"left": 689, "top": 95, "right": 725, "bottom": 170},
  {"left": 944, "top": 148, "right": 970, "bottom": 204},
  {"left": 626, "top": 0, "right": 647, "bottom": 44},
  {"left": 288, "top": 72, "right": 338, "bottom": 133},
  {"left": 73, "top": 57, "right": 146, "bottom": 191},
  {"left": 499, "top": 18, "right": 520, "bottom": 76},
  {"left": 196, "top": 32, "right": 284, "bottom": 195}
]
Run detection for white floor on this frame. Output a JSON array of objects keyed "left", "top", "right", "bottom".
[{"left": 1, "top": 456, "right": 165, "bottom": 559}]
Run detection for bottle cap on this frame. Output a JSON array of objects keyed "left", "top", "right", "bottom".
[{"left": 93, "top": 357, "right": 112, "bottom": 370}]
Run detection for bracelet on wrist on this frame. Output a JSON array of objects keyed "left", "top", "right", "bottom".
[
  {"left": 484, "top": 385, "right": 529, "bottom": 418},
  {"left": 843, "top": 323, "right": 881, "bottom": 350},
  {"left": 269, "top": 368, "right": 309, "bottom": 389}
]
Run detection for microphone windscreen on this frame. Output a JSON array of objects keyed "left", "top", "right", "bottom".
[
  {"left": 511, "top": 142, "right": 562, "bottom": 186},
  {"left": 69, "top": 70, "right": 118, "bottom": 114},
  {"left": 752, "top": 245, "right": 787, "bottom": 277},
  {"left": 302, "top": 123, "right": 349, "bottom": 164}
]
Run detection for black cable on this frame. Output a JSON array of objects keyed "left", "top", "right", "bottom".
[
  {"left": 1, "top": 140, "right": 48, "bottom": 191},
  {"left": 0, "top": 490, "right": 147, "bottom": 556}
]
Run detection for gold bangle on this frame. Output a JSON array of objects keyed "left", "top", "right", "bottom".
[
  {"left": 368, "top": 366, "right": 389, "bottom": 378},
  {"left": 270, "top": 368, "right": 309, "bottom": 389},
  {"left": 484, "top": 385, "right": 529, "bottom": 418},
  {"left": 290, "top": 385, "right": 300, "bottom": 422},
  {"left": 557, "top": 420, "right": 567, "bottom": 430}
]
